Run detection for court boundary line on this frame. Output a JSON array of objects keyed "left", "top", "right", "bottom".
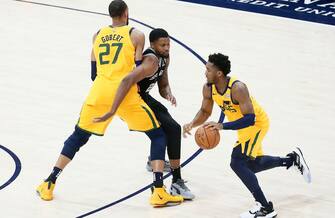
[{"left": 0, "top": 144, "right": 22, "bottom": 190}]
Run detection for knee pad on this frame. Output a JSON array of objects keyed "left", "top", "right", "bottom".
[
  {"left": 61, "top": 126, "right": 91, "bottom": 159},
  {"left": 145, "top": 128, "right": 166, "bottom": 161}
]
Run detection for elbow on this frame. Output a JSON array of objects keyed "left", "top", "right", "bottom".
[
  {"left": 158, "top": 89, "right": 164, "bottom": 97},
  {"left": 200, "top": 108, "right": 212, "bottom": 118}
]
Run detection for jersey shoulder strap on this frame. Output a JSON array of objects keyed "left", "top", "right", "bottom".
[{"left": 143, "top": 48, "right": 157, "bottom": 57}]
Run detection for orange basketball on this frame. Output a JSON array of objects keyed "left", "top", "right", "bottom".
[{"left": 195, "top": 125, "right": 220, "bottom": 150}]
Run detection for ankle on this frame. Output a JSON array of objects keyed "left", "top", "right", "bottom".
[
  {"left": 46, "top": 167, "right": 62, "bottom": 183},
  {"left": 171, "top": 167, "right": 181, "bottom": 183},
  {"left": 153, "top": 172, "right": 163, "bottom": 188}
]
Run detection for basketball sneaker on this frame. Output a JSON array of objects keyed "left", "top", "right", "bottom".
[
  {"left": 239, "top": 202, "right": 261, "bottom": 218},
  {"left": 240, "top": 201, "right": 277, "bottom": 218},
  {"left": 288, "top": 147, "right": 312, "bottom": 183},
  {"left": 146, "top": 156, "right": 171, "bottom": 172},
  {"left": 36, "top": 180, "right": 55, "bottom": 201},
  {"left": 150, "top": 187, "right": 184, "bottom": 207},
  {"left": 170, "top": 178, "right": 195, "bottom": 200}
]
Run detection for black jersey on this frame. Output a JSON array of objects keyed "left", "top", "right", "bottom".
[{"left": 137, "top": 48, "right": 167, "bottom": 94}]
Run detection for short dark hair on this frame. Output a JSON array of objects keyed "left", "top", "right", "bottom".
[
  {"left": 208, "top": 53, "right": 231, "bottom": 75},
  {"left": 108, "top": 0, "right": 128, "bottom": 18},
  {"left": 149, "top": 28, "right": 169, "bottom": 43}
]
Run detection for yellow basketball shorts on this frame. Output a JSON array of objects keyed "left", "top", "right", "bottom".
[
  {"left": 234, "top": 124, "right": 269, "bottom": 159},
  {"left": 77, "top": 78, "right": 160, "bottom": 136}
]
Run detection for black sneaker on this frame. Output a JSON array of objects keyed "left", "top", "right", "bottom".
[
  {"left": 286, "top": 152, "right": 297, "bottom": 169},
  {"left": 240, "top": 201, "right": 277, "bottom": 218},
  {"left": 254, "top": 201, "right": 277, "bottom": 218},
  {"left": 288, "top": 147, "right": 312, "bottom": 183}
]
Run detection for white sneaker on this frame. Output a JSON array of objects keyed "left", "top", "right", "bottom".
[
  {"left": 240, "top": 202, "right": 261, "bottom": 218},
  {"left": 170, "top": 179, "right": 195, "bottom": 200},
  {"left": 292, "top": 147, "right": 312, "bottom": 183},
  {"left": 240, "top": 201, "right": 277, "bottom": 218}
]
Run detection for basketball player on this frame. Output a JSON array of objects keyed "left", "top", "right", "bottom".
[
  {"left": 183, "top": 53, "right": 311, "bottom": 217},
  {"left": 36, "top": 0, "right": 183, "bottom": 207},
  {"left": 93, "top": 28, "right": 194, "bottom": 200},
  {"left": 138, "top": 28, "right": 194, "bottom": 199}
]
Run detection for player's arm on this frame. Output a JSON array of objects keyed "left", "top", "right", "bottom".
[
  {"left": 157, "top": 58, "right": 176, "bottom": 106},
  {"left": 183, "top": 84, "right": 214, "bottom": 137},
  {"left": 91, "top": 33, "right": 97, "bottom": 81},
  {"left": 93, "top": 55, "right": 159, "bottom": 122},
  {"left": 207, "top": 82, "right": 255, "bottom": 131},
  {"left": 131, "top": 28, "right": 145, "bottom": 65}
]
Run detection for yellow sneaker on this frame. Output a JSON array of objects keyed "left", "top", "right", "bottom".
[
  {"left": 150, "top": 187, "right": 184, "bottom": 207},
  {"left": 36, "top": 181, "right": 55, "bottom": 201}
]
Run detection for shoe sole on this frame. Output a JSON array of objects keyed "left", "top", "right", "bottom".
[
  {"left": 265, "top": 211, "right": 278, "bottom": 218},
  {"left": 170, "top": 192, "right": 194, "bottom": 200},
  {"left": 36, "top": 190, "right": 53, "bottom": 201},
  {"left": 170, "top": 188, "right": 195, "bottom": 200},
  {"left": 151, "top": 201, "right": 183, "bottom": 208},
  {"left": 295, "top": 147, "right": 312, "bottom": 183}
]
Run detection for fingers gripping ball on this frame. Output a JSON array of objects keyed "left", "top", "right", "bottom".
[{"left": 195, "top": 126, "right": 220, "bottom": 150}]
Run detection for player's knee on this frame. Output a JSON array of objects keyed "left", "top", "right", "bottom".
[
  {"left": 173, "top": 123, "right": 182, "bottom": 135},
  {"left": 165, "top": 121, "right": 181, "bottom": 134},
  {"left": 165, "top": 123, "right": 181, "bottom": 159},
  {"left": 146, "top": 128, "right": 166, "bottom": 161},
  {"left": 230, "top": 157, "right": 243, "bottom": 173},
  {"left": 61, "top": 126, "right": 91, "bottom": 159},
  {"left": 165, "top": 122, "right": 181, "bottom": 142}
]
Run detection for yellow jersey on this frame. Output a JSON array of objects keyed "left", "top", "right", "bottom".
[
  {"left": 93, "top": 25, "right": 135, "bottom": 82},
  {"left": 211, "top": 77, "right": 269, "bottom": 129},
  {"left": 86, "top": 25, "right": 137, "bottom": 106}
]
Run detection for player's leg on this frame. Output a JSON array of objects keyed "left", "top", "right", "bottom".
[
  {"left": 36, "top": 104, "right": 112, "bottom": 201},
  {"left": 246, "top": 128, "right": 294, "bottom": 174},
  {"left": 247, "top": 154, "right": 295, "bottom": 173},
  {"left": 117, "top": 99, "right": 183, "bottom": 207},
  {"left": 141, "top": 94, "right": 170, "bottom": 172},
  {"left": 247, "top": 132, "right": 311, "bottom": 182},
  {"left": 155, "top": 108, "right": 195, "bottom": 200},
  {"left": 142, "top": 95, "right": 194, "bottom": 200},
  {"left": 232, "top": 128, "right": 277, "bottom": 218}
]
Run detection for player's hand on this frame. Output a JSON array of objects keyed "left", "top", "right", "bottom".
[
  {"left": 93, "top": 111, "right": 114, "bottom": 123},
  {"left": 182, "top": 123, "right": 193, "bottom": 138},
  {"left": 166, "top": 94, "right": 177, "bottom": 106},
  {"left": 204, "top": 121, "right": 223, "bottom": 131}
]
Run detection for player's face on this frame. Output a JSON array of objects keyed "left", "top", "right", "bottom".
[
  {"left": 153, "top": 37, "right": 170, "bottom": 58},
  {"left": 205, "top": 62, "right": 218, "bottom": 83}
]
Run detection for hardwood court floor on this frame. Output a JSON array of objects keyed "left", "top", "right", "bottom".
[{"left": 0, "top": 0, "right": 334, "bottom": 217}]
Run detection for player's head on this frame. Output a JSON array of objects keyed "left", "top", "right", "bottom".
[
  {"left": 206, "top": 53, "right": 231, "bottom": 83},
  {"left": 149, "top": 28, "right": 170, "bottom": 58},
  {"left": 109, "top": 0, "right": 129, "bottom": 24}
]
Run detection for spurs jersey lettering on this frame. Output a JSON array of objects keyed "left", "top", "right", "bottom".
[
  {"left": 93, "top": 25, "right": 135, "bottom": 82},
  {"left": 137, "top": 48, "right": 167, "bottom": 94},
  {"left": 211, "top": 77, "right": 269, "bottom": 128}
]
